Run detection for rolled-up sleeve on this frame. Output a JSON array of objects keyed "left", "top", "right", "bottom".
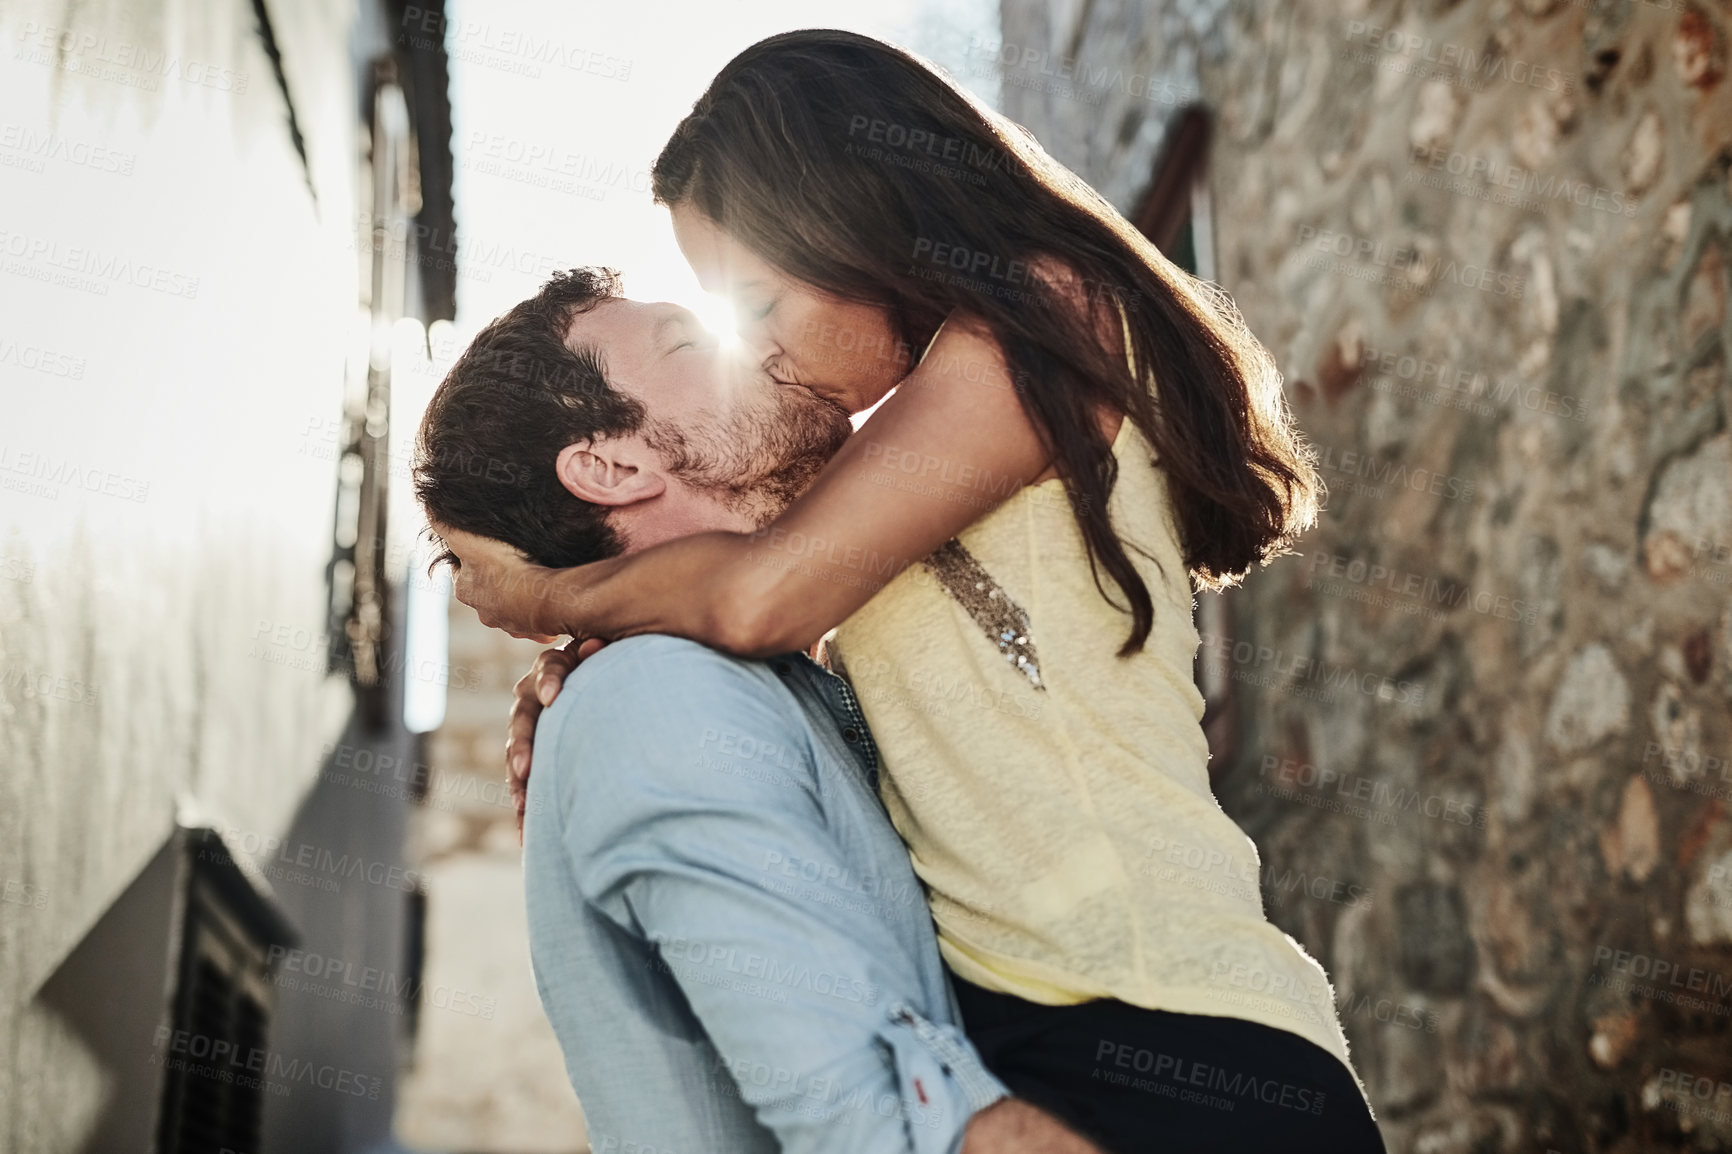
[{"left": 546, "top": 637, "right": 1008, "bottom": 1154}]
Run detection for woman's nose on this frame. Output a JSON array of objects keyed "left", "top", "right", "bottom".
[{"left": 736, "top": 324, "right": 781, "bottom": 368}]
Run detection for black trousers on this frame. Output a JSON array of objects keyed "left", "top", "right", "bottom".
[{"left": 951, "top": 976, "right": 1387, "bottom": 1153}]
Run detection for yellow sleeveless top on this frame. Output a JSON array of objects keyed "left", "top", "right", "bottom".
[{"left": 829, "top": 401, "right": 1360, "bottom": 1079}]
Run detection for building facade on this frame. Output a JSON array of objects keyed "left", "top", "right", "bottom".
[{"left": 0, "top": 1, "right": 457, "bottom": 1150}]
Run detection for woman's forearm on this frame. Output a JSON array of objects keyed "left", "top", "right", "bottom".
[{"left": 535, "top": 530, "right": 809, "bottom": 656}]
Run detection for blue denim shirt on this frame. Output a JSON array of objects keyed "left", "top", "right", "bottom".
[{"left": 523, "top": 635, "right": 1010, "bottom": 1154}]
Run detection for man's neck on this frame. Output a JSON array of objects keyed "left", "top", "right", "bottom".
[{"left": 616, "top": 491, "right": 759, "bottom": 554}]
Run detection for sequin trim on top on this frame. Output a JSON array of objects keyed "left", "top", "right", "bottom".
[{"left": 921, "top": 539, "right": 1044, "bottom": 691}]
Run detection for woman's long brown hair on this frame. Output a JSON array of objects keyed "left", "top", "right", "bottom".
[{"left": 653, "top": 30, "right": 1320, "bottom": 655}]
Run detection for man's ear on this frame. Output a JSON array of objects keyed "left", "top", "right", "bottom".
[{"left": 554, "top": 439, "right": 666, "bottom": 507}]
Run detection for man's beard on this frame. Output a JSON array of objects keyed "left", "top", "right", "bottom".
[{"left": 643, "top": 382, "right": 854, "bottom": 526}]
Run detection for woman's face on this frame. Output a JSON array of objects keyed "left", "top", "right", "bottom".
[{"left": 670, "top": 203, "right": 910, "bottom": 415}]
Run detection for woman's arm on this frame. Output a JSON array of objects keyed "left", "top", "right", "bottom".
[{"left": 444, "top": 314, "right": 1056, "bottom": 656}]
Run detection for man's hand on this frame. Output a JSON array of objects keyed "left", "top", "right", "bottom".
[
  {"left": 437, "top": 525, "right": 561, "bottom": 642},
  {"left": 507, "top": 638, "right": 605, "bottom": 833},
  {"left": 963, "top": 1099, "right": 1107, "bottom": 1153}
]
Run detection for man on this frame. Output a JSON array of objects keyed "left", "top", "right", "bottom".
[{"left": 413, "top": 269, "right": 1100, "bottom": 1154}]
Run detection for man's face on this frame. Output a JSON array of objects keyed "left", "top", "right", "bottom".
[{"left": 568, "top": 296, "right": 853, "bottom": 534}]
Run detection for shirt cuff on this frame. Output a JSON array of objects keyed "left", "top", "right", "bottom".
[{"left": 882, "top": 1002, "right": 1011, "bottom": 1154}]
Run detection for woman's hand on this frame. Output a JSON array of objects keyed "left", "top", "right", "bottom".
[
  {"left": 437, "top": 525, "right": 562, "bottom": 643},
  {"left": 508, "top": 637, "right": 607, "bottom": 834}
]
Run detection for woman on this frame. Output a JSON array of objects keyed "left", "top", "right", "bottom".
[{"left": 443, "top": 29, "right": 1384, "bottom": 1153}]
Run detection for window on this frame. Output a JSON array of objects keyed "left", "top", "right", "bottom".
[{"left": 155, "top": 829, "right": 296, "bottom": 1154}]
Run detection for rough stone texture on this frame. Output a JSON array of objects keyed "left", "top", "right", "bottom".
[
  {"left": 1685, "top": 847, "right": 1732, "bottom": 946},
  {"left": 993, "top": 0, "right": 1228, "bottom": 209},
  {"left": 1645, "top": 431, "right": 1732, "bottom": 581},
  {"left": 1396, "top": 881, "right": 1476, "bottom": 994},
  {"left": 998, "top": 1, "right": 1732, "bottom": 1150},
  {"left": 1547, "top": 643, "right": 1633, "bottom": 754}
]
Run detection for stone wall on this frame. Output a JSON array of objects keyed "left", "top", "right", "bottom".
[{"left": 994, "top": 1, "right": 1732, "bottom": 1150}]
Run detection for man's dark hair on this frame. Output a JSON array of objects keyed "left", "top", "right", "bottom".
[{"left": 413, "top": 267, "right": 643, "bottom": 568}]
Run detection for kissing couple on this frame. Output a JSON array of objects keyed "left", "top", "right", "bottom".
[{"left": 413, "top": 28, "right": 1386, "bottom": 1154}]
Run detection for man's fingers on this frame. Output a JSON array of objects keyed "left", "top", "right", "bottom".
[
  {"left": 539, "top": 638, "right": 603, "bottom": 703},
  {"left": 536, "top": 673, "right": 561, "bottom": 707},
  {"left": 547, "top": 640, "right": 586, "bottom": 665},
  {"left": 509, "top": 646, "right": 570, "bottom": 768},
  {"left": 503, "top": 642, "right": 585, "bottom": 827},
  {"left": 507, "top": 703, "right": 537, "bottom": 777},
  {"left": 536, "top": 657, "right": 575, "bottom": 704},
  {"left": 534, "top": 643, "right": 584, "bottom": 706},
  {"left": 507, "top": 675, "right": 541, "bottom": 778}
]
